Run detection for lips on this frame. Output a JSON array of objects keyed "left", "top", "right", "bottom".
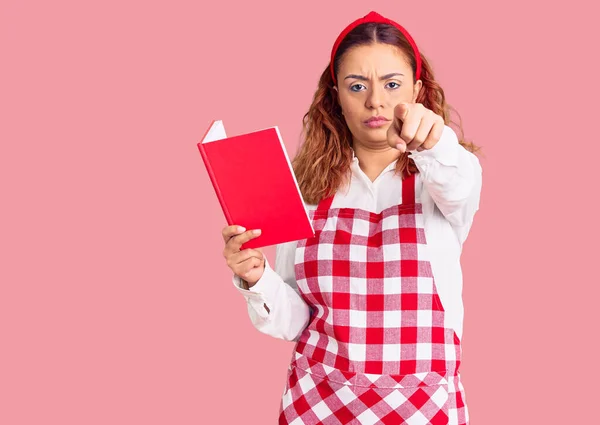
[
  {"left": 364, "top": 116, "right": 391, "bottom": 128},
  {"left": 365, "top": 116, "right": 390, "bottom": 123}
]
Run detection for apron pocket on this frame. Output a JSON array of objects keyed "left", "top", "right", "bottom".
[
  {"left": 281, "top": 364, "right": 451, "bottom": 423},
  {"left": 283, "top": 356, "right": 453, "bottom": 423}
]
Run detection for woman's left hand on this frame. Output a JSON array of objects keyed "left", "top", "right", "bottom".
[{"left": 387, "top": 103, "right": 445, "bottom": 153}]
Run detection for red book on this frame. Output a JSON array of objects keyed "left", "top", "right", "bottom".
[{"left": 197, "top": 120, "right": 315, "bottom": 250}]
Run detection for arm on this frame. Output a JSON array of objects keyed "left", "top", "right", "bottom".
[
  {"left": 408, "top": 125, "right": 483, "bottom": 243},
  {"left": 232, "top": 241, "right": 311, "bottom": 342}
]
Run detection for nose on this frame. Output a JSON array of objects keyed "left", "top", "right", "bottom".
[{"left": 365, "top": 84, "right": 384, "bottom": 110}]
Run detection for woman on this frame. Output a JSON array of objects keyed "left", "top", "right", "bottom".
[{"left": 221, "top": 10, "right": 482, "bottom": 425}]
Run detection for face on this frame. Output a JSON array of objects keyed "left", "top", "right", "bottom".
[{"left": 334, "top": 43, "right": 422, "bottom": 148}]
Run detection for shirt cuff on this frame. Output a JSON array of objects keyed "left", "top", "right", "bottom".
[
  {"left": 232, "top": 257, "right": 278, "bottom": 318},
  {"left": 408, "top": 125, "right": 460, "bottom": 167}
]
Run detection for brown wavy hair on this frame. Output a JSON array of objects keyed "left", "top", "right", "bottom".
[{"left": 291, "top": 22, "right": 481, "bottom": 205}]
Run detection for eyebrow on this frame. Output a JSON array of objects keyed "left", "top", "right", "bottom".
[{"left": 344, "top": 73, "right": 404, "bottom": 81}]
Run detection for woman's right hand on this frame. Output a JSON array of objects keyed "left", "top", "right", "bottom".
[{"left": 222, "top": 225, "right": 265, "bottom": 287}]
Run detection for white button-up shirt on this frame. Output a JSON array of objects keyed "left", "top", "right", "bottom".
[{"left": 232, "top": 125, "right": 483, "bottom": 343}]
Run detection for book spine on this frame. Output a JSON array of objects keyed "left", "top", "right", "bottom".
[{"left": 198, "top": 143, "right": 233, "bottom": 226}]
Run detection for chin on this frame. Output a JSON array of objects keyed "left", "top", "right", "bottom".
[{"left": 360, "top": 128, "right": 388, "bottom": 141}]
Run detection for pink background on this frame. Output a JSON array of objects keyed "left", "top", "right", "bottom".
[{"left": 1, "top": 0, "right": 598, "bottom": 423}]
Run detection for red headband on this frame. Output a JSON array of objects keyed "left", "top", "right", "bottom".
[{"left": 329, "top": 11, "right": 422, "bottom": 84}]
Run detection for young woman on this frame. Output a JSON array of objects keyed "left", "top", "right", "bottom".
[{"left": 221, "top": 10, "right": 482, "bottom": 425}]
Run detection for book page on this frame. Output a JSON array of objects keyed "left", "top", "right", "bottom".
[{"left": 203, "top": 120, "right": 227, "bottom": 143}]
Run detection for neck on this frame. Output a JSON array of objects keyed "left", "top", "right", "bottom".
[{"left": 352, "top": 141, "right": 401, "bottom": 182}]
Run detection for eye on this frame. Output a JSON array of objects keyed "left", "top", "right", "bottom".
[
  {"left": 350, "top": 83, "right": 366, "bottom": 92},
  {"left": 386, "top": 82, "right": 401, "bottom": 89}
]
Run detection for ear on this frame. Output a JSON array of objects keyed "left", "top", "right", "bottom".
[
  {"left": 332, "top": 86, "right": 344, "bottom": 115},
  {"left": 412, "top": 80, "right": 423, "bottom": 103}
]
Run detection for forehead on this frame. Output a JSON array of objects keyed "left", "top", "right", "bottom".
[{"left": 339, "top": 43, "right": 411, "bottom": 73}]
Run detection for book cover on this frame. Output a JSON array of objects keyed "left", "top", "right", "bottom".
[{"left": 197, "top": 120, "right": 315, "bottom": 250}]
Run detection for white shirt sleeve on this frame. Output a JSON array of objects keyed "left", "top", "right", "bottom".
[
  {"left": 408, "top": 125, "right": 483, "bottom": 244},
  {"left": 231, "top": 241, "right": 311, "bottom": 342}
]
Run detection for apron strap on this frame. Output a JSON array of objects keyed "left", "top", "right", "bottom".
[
  {"left": 402, "top": 172, "right": 416, "bottom": 205},
  {"left": 316, "top": 191, "right": 335, "bottom": 212}
]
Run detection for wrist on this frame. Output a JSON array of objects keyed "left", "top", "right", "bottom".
[
  {"left": 240, "top": 278, "right": 252, "bottom": 289},
  {"left": 241, "top": 276, "right": 261, "bottom": 288}
]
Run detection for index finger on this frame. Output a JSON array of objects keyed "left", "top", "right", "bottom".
[
  {"left": 226, "top": 229, "right": 262, "bottom": 252},
  {"left": 222, "top": 225, "right": 247, "bottom": 243},
  {"left": 394, "top": 102, "right": 410, "bottom": 122},
  {"left": 387, "top": 119, "right": 406, "bottom": 153}
]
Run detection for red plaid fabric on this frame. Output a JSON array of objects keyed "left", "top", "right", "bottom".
[{"left": 279, "top": 174, "right": 469, "bottom": 424}]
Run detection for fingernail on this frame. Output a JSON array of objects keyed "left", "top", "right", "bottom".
[
  {"left": 238, "top": 226, "right": 246, "bottom": 232},
  {"left": 253, "top": 229, "right": 261, "bottom": 235},
  {"left": 396, "top": 143, "right": 405, "bottom": 152}
]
